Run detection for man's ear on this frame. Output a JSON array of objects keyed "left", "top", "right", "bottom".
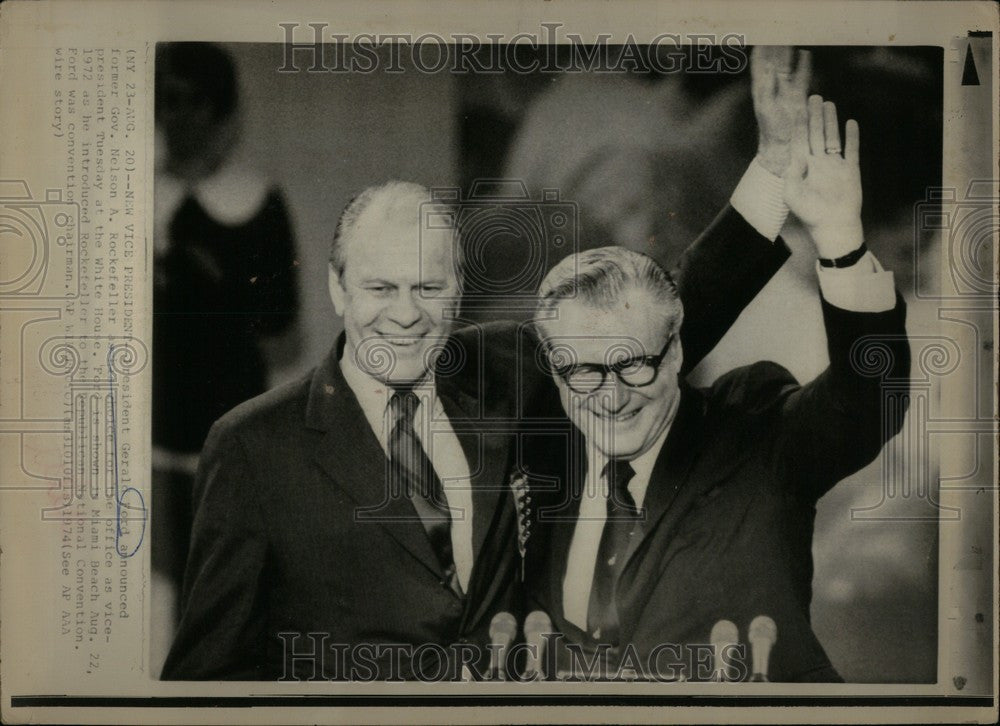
[
  {"left": 328, "top": 264, "right": 346, "bottom": 316},
  {"left": 668, "top": 335, "right": 684, "bottom": 374}
]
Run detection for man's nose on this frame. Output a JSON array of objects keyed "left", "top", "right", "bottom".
[
  {"left": 386, "top": 291, "right": 422, "bottom": 328},
  {"left": 598, "top": 378, "right": 631, "bottom": 412}
]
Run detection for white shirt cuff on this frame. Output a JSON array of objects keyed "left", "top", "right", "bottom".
[
  {"left": 729, "top": 157, "right": 789, "bottom": 242},
  {"left": 816, "top": 252, "right": 897, "bottom": 312}
]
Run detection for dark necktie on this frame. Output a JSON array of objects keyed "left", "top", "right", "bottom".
[
  {"left": 586, "top": 459, "right": 639, "bottom": 644},
  {"left": 387, "top": 390, "right": 462, "bottom": 597}
]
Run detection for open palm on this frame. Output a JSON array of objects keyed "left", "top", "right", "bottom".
[
  {"left": 784, "top": 95, "right": 864, "bottom": 259},
  {"left": 752, "top": 46, "right": 811, "bottom": 177}
]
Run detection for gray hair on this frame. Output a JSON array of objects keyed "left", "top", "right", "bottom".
[
  {"left": 535, "top": 246, "right": 683, "bottom": 336},
  {"left": 330, "top": 180, "right": 463, "bottom": 279}
]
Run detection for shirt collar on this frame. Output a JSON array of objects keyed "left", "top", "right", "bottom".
[
  {"left": 632, "top": 423, "right": 672, "bottom": 484},
  {"left": 339, "top": 342, "right": 439, "bottom": 446},
  {"left": 585, "top": 421, "right": 672, "bottom": 512},
  {"left": 627, "top": 424, "right": 671, "bottom": 510}
]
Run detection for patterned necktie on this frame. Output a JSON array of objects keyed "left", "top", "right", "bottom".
[
  {"left": 586, "top": 458, "right": 638, "bottom": 644},
  {"left": 387, "top": 389, "right": 461, "bottom": 597}
]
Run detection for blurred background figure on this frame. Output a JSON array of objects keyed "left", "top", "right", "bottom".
[
  {"left": 151, "top": 42, "right": 300, "bottom": 671},
  {"left": 473, "top": 46, "right": 941, "bottom": 296}
]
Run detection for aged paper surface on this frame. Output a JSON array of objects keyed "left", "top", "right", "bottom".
[{"left": 0, "top": 0, "right": 996, "bottom": 724}]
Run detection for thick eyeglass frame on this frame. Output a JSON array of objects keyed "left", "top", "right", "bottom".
[{"left": 547, "top": 333, "right": 677, "bottom": 394}]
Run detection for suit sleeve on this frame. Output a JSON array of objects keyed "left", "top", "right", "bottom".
[
  {"left": 160, "top": 421, "right": 269, "bottom": 680},
  {"left": 774, "top": 294, "right": 910, "bottom": 502},
  {"left": 673, "top": 205, "right": 791, "bottom": 375}
]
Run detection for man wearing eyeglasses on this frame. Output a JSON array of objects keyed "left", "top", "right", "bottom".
[
  {"left": 521, "top": 96, "right": 910, "bottom": 682},
  {"left": 163, "top": 47, "right": 815, "bottom": 681}
]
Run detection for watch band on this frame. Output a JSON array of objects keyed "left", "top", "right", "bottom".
[{"left": 818, "top": 242, "right": 868, "bottom": 269}]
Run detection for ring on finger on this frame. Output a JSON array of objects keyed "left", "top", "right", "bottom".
[{"left": 825, "top": 146, "right": 842, "bottom": 155}]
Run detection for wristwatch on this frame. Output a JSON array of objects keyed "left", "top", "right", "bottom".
[{"left": 818, "top": 242, "right": 868, "bottom": 269}]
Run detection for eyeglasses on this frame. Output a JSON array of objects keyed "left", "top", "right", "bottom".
[{"left": 546, "top": 334, "right": 677, "bottom": 394}]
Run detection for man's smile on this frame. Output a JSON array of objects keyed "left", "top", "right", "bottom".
[
  {"left": 590, "top": 405, "right": 643, "bottom": 423},
  {"left": 374, "top": 332, "right": 426, "bottom": 348}
]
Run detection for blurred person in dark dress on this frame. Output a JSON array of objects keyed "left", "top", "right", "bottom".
[{"left": 151, "top": 42, "right": 299, "bottom": 667}]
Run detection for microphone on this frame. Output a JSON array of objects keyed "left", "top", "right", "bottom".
[
  {"left": 523, "top": 610, "right": 552, "bottom": 680},
  {"left": 709, "top": 619, "right": 739, "bottom": 682},
  {"left": 488, "top": 611, "right": 517, "bottom": 680},
  {"left": 748, "top": 615, "right": 777, "bottom": 682}
]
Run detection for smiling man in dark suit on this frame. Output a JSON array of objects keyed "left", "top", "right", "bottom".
[
  {"left": 522, "top": 96, "right": 910, "bottom": 682},
  {"left": 161, "top": 48, "right": 812, "bottom": 681}
]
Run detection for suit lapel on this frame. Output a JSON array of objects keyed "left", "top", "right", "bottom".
[
  {"left": 617, "top": 386, "right": 713, "bottom": 644},
  {"left": 437, "top": 384, "right": 509, "bottom": 565},
  {"left": 623, "top": 385, "right": 707, "bottom": 568},
  {"left": 543, "top": 432, "right": 588, "bottom": 626},
  {"left": 547, "top": 499, "right": 581, "bottom": 628},
  {"left": 434, "top": 328, "right": 515, "bottom": 571},
  {"left": 434, "top": 333, "right": 519, "bottom": 625},
  {"left": 306, "top": 343, "right": 444, "bottom": 580},
  {"left": 439, "top": 373, "right": 520, "bottom": 633}
]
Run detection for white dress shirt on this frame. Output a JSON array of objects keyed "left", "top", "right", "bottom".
[
  {"left": 562, "top": 426, "right": 672, "bottom": 631},
  {"left": 733, "top": 157, "right": 897, "bottom": 314},
  {"left": 340, "top": 353, "right": 475, "bottom": 592},
  {"left": 730, "top": 157, "right": 789, "bottom": 243}
]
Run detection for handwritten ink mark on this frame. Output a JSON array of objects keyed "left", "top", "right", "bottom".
[{"left": 107, "top": 344, "right": 146, "bottom": 558}]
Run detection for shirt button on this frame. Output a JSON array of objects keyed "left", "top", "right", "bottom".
[{"left": 607, "top": 554, "right": 617, "bottom": 566}]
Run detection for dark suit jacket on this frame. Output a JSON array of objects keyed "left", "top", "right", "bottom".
[
  {"left": 522, "top": 295, "right": 911, "bottom": 682},
  {"left": 161, "top": 207, "right": 790, "bottom": 680}
]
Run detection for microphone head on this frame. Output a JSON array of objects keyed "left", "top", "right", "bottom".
[
  {"left": 524, "top": 610, "right": 552, "bottom": 638},
  {"left": 748, "top": 615, "right": 777, "bottom": 645},
  {"left": 710, "top": 619, "right": 739, "bottom": 647},
  {"left": 489, "top": 611, "right": 518, "bottom": 642}
]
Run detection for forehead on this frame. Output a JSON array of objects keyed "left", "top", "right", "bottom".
[
  {"left": 343, "top": 203, "right": 456, "bottom": 280},
  {"left": 542, "top": 289, "right": 671, "bottom": 359}
]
